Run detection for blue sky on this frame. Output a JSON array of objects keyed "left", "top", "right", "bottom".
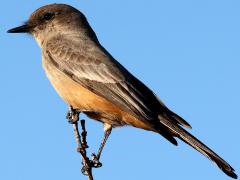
[{"left": 1, "top": 0, "right": 239, "bottom": 179}]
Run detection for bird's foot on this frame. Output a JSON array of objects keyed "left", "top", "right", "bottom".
[
  {"left": 81, "top": 161, "right": 92, "bottom": 176},
  {"left": 80, "top": 153, "right": 101, "bottom": 176},
  {"left": 90, "top": 153, "right": 102, "bottom": 168},
  {"left": 66, "top": 106, "right": 79, "bottom": 124}
]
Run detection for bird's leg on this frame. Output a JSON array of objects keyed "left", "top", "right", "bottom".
[
  {"left": 66, "top": 106, "right": 95, "bottom": 179},
  {"left": 66, "top": 105, "right": 80, "bottom": 124},
  {"left": 91, "top": 124, "right": 112, "bottom": 168}
]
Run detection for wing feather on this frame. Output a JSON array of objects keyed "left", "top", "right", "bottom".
[
  {"left": 44, "top": 36, "right": 159, "bottom": 122},
  {"left": 44, "top": 36, "right": 191, "bottom": 130}
]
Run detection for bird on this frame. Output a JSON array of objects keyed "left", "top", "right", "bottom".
[{"left": 7, "top": 3, "right": 237, "bottom": 178}]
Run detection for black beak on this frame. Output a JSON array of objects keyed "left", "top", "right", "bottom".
[{"left": 7, "top": 24, "right": 30, "bottom": 33}]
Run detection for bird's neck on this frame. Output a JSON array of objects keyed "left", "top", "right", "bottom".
[{"left": 33, "top": 27, "right": 91, "bottom": 48}]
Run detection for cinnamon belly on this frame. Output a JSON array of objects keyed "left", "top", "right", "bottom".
[{"left": 42, "top": 58, "right": 154, "bottom": 131}]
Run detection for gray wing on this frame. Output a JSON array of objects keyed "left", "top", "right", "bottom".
[
  {"left": 44, "top": 36, "right": 191, "bottom": 130},
  {"left": 44, "top": 36, "right": 159, "bottom": 121},
  {"left": 44, "top": 36, "right": 237, "bottom": 179}
]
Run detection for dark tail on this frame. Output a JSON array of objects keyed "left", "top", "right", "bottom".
[{"left": 158, "top": 115, "right": 237, "bottom": 179}]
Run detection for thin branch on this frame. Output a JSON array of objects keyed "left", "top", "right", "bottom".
[
  {"left": 73, "top": 119, "right": 94, "bottom": 180},
  {"left": 67, "top": 106, "right": 104, "bottom": 180}
]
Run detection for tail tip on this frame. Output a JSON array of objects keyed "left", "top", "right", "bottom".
[
  {"left": 228, "top": 172, "right": 237, "bottom": 179},
  {"left": 223, "top": 168, "right": 237, "bottom": 179}
]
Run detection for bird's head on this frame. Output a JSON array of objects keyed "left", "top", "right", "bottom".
[{"left": 7, "top": 4, "right": 89, "bottom": 46}]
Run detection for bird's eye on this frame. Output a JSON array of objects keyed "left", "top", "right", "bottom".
[{"left": 43, "top": 12, "right": 54, "bottom": 21}]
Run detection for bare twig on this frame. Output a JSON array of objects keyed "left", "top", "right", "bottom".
[
  {"left": 80, "top": 120, "right": 88, "bottom": 149},
  {"left": 67, "top": 106, "right": 104, "bottom": 180},
  {"left": 73, "top": 119, "right": 94, "bottom": 180}
]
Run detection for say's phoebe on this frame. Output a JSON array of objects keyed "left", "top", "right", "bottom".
[{"left": 8, "top": 3, "right": 237, "bottom": 178}]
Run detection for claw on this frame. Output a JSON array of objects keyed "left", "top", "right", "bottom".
[
  {"left": 81, "top": 165, "right": 89, "bottom": 176},
  {"left": 91, "top": 153, "right": 102, "bottom": 168},
  {"left": 66, "top": 106, "right": 79, "bottom": 124}
]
